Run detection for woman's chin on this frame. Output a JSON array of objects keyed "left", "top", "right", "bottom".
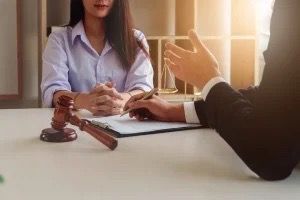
[
  {"left": 91, "top": 8, "right": 111, "bottom": 18},
  {"left": 93, "top": 12, "right": 110, "bottom": 19}
]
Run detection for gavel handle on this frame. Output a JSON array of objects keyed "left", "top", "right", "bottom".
[
  {"left": 69, "top": 116, "right": 118, "bottom": 150},
  {"left": 82, "top": 121, "right": 118, "bottom": 151}
]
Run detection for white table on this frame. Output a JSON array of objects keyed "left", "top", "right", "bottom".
[{"left": 0, "top": 109, "right": 299, "bottom": 200}]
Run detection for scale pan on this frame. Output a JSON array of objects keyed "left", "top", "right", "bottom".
[{"left": 158, "top": 88, "right": 179, "bottom": 94}]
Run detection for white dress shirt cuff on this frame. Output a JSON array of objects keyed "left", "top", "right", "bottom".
[
  {"left": 184, "top": 102, "right": 200, "bottom": 124},
  {"left": 201, "top": 77, "right": 226, "bottom": 101}
]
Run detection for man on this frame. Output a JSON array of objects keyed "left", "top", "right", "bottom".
[{"left": 124, "top": 0, "right": 300, "bottom": 181}]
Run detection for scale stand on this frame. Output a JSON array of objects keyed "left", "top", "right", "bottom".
[{"left": 158, "top": 64, "right": 178, "bottom": 95}]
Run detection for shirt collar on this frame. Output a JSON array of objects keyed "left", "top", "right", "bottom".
[
  {"left": 71, "top": 20, "right": 84, "bottom": 44},
  {"left": 102, "top": 40, "right": 113, "bottom": 56},
  {"left": 71, "top": 20, "right": 112, "bottom": 56}
]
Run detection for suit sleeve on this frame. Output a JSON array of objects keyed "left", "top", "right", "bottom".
[
  {"left": 238, "top": 87, "right": 258, "bottom": 104},
  {"left": 195, "top": 0, "right": 300, "bottom": 181},
  {"left": 194, "top": 86, "right": 258, "bottom": 127}
]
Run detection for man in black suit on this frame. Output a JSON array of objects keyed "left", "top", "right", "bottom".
[{"left": 124, "top": 0, "right": 300, "bottom": 181}]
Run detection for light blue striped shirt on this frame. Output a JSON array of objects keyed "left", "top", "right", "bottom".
[{"left": 41, "top": 21, "right": 153, "bottom": 107}]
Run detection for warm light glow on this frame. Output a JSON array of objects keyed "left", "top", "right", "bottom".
[{"left": 256, "top": 0, "right": 275, "bottom": 83}]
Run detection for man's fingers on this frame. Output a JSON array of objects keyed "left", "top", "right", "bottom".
[
  {"left": 165, "top": 58, "right": 180, "bottom": 71},
  {"left": 188, "top": 30, "right": 206, "bottom": 53},
  {"left": 164, "top": 58, "right": 181, "bottom": 76},
  {"left": 165, "top": 42, "right": 189, "bottom": 57},
  {"left": 124, "top": 93, "right": 146, "bottom": 111},
  {"left": 164, "top": 50, "right": 182, "bottom": 65},
  {"left": 136, "top": 114, "right": 146, "bottom": 121},
  {"left": 129, "top": 111, "right": 136, "bottom": 118},
  {"left": 128, "top": 100, "right": 151, "bottom": 111},
  {"left": 130, "top": 109, "right": 150, "bottom": 121}
]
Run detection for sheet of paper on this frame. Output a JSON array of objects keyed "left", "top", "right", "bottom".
[{"left": 87, "top": 114, "right": 200, "bottom": 135}]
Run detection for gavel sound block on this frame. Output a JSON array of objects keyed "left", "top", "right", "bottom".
[{"left": 41, "top": 96, "right": 118, "bottom": 150}]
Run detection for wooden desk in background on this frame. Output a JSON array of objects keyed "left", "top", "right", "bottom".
[{"left": 0, "top": 109, "right": 299, "bottom": 200}]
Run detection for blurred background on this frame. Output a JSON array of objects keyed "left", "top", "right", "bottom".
[{"left": 0, "top": 0, "right": 275, "bottom": 108}]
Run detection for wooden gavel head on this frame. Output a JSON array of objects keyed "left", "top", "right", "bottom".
[
  {"left": 51, "top": 96, "right": 74, "bottom": 130},
  {"left": 40, "top": 96, "right": 78, "bottom": 143},
  {"left": 41, "top": 95, "right": 118, "bottom": 150}
]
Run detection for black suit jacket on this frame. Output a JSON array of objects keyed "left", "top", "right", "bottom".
[{"left": 195, "top": 0, "right": 300, "bottom": 181}]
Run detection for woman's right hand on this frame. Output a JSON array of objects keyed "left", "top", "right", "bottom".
[{"left": 75, "top": 84, "right": 124, "bottom": 116}]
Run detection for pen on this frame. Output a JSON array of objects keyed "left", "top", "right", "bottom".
[{"left": 120, "top": 88, "right": 159, "bottom": 117}]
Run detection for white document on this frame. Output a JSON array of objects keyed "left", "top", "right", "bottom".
[{"left": 87, "top": 114, "right": 201, "bottom": 135}]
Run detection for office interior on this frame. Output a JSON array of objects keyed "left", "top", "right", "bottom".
[
  {"left": 0, "top": 0, "right": 274, "bottom": 108},
  {"left": 3, "top": 1, "right": 300, "bottom": 199}
]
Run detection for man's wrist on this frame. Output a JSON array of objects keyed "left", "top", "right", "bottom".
[
  {"left": 167, "top": 103, "right": 185, "bottom": 122},
  {"left": 201, "top": 76, "right": 226, "bottom": 101}
]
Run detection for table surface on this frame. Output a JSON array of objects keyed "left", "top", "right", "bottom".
[{"left": 0, "top": 109, "right": 299, "bottom": 200}]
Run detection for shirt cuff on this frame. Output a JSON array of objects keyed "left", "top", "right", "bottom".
[
  {"left": 42, "top": 86, "right": 70, "bottom": 108},
  {"left": 184, "top": 102, "right": 200, "bottom": 124},
  {"left": 125, "top": 84, "right": 153, "bottom": 93},
  {"left": 201, "top": 77, "right": 226, "bottom": 101}
]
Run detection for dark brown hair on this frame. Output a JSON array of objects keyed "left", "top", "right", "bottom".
[{"left": 68, "top": 0, "right": 148, "bottom": 70}]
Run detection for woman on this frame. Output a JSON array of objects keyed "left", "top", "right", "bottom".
[{"left": 41, "top": 0, "right": 153, "bottom": 116}]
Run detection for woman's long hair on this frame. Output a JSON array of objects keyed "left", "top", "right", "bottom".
[{"left": 68, "top": 0, "right": 148, "bottom": 70}]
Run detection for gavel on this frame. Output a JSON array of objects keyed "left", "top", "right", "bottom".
[{"left": 41, "top": 95, "right": 118, "bottom": 150}]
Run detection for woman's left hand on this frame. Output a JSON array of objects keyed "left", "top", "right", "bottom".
[{"left": 91, "top": 83, "right": 124, "bottom": 116}]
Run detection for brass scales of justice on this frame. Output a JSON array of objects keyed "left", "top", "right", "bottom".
[
  {"left": 157, "top": 63, "right": 202, "bottom": 99},
  {"left": 157, "top": 63, "right": 178, "bottom": 94}
]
